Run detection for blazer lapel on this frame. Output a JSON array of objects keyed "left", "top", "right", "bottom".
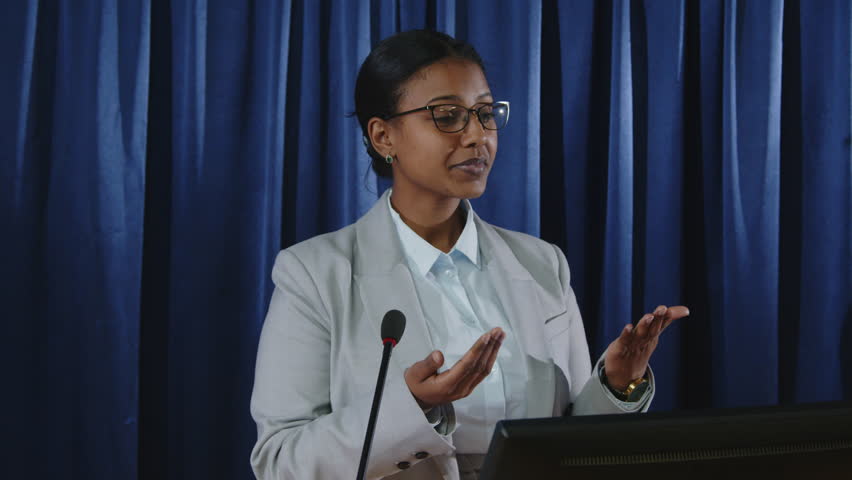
[
  {"left": 353, "top": 190, "right": 437, "bottom": 374},
  {"left": 475, "top": 216, "right": 565, "bottom": 418}
]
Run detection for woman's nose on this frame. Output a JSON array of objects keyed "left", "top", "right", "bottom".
[{"left": 460, "top": 113, "right": 488, "bottom": 147}]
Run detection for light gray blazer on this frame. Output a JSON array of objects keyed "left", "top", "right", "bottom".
[{"left": 250, "top": 190, "right": 653, "bottom": 480}]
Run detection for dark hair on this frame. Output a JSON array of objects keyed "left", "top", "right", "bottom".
[{"left": 354, "top": 30, "right": 486, "bottom": 178}]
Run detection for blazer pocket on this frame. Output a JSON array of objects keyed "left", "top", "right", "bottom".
[
  {"left": 544, "top": 310, "right": 574, "bottom": 359},
  {"left": 519, "top": 310, "right": 569, "bottom": 363},
  {"left": 543, "top": 309, "right": 570, "bottom": 335}
]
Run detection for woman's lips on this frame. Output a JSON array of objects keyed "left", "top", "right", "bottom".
[{"left": 450, "top": 158, "right": 488, "bottom": 176}]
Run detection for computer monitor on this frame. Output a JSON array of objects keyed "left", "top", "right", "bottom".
[{"left": 479, "top": 401, "right": 852, "bottom": 480}]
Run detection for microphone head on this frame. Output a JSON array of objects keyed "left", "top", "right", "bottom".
[{"left": 381, "top": 310, "right": 406, "bottom": 346}]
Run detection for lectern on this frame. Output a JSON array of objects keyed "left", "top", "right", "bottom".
[{"left": 480, "top": 401, "right": 852, "bottom": 480}]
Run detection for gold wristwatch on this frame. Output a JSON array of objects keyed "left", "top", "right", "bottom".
[{"left": 600, "top": 364, "right": 649, "bottom": 402}]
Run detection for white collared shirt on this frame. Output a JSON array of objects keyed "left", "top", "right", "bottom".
[
  {"left": 387, "top": 192, "right": 647, "bottom": 453},
  {"left": 387, "top": 193, "right": 528, "bottom": 454}
]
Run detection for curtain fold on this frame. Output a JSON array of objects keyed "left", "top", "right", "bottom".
[
  {"left": 789, "top": 0, "right": 852, "bottom": 402},
  {"left": 598, "top": 0, "right": 635, "bottom": 364},
  {"left": 715, "top": 0, "right": 784, "bottom": 406},
  {"left": 633, "top": 0, "right": 687, "bottom": 410},
  {"left": 1, "top": 1, "right": 849, "bottom": 478},
  {"left": 144, "top": 1, "right": 291, "bottom": 478},
  {"left": 1, "top": 1, "right": 150, "bottom": 478}
]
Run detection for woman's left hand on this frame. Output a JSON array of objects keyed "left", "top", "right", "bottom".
[{"left": 604, "top": 305, "right": 690, "bottom": 390}]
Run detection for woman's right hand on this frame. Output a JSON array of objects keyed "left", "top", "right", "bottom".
[{"left": 403, "top": 327, "right": 506, "bottom": 410}]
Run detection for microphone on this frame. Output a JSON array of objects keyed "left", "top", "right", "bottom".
[
  {"left": 356, "top": 310, "right": 406, "bottom": 480},
  {"left": 380, "top": 309, "right": 406, "bottom": 347}
]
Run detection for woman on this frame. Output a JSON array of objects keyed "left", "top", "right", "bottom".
[{"left": 250, "top": 30, "right": 688, "bottom": 480}]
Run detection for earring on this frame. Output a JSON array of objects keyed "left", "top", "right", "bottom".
[{"left": 385, "top": 154, "right": 393, "bottom": 164}]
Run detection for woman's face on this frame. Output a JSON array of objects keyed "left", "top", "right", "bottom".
[{"left": 385, "top": 59, "right": 498, "bottom": 201}]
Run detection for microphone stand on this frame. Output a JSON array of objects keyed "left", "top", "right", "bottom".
[{"left": 356, "top": 339, "right": 395, "bottom": 480}]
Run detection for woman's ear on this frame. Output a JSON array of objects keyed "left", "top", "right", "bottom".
[{"left": 367, "top": 118, "right": 393, "bottom": 157}]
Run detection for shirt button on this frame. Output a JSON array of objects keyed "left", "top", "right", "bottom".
[
  {"left": 415, "top": 451, "right": 429, "bottom": 459},
  {"left": 397, "top": 461, "right": 411, "bottom": 470}
]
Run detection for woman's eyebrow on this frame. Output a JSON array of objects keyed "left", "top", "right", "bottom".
[{"left": 426, "top": 92, "right": 493, "bottom": 103}]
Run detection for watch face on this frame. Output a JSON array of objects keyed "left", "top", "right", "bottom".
[{"left": 626, "top": 379, "right": 649, "bottom": 402}]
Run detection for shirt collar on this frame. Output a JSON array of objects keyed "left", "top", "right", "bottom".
[{"left": 387, "top": 190, "right": 480, "bottom": 277}]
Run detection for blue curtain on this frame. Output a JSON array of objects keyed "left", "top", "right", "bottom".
[
  {"left": 1, "top": 1, "right": 849, "bottom": 479},
  {"left": 1, "top": 1, "right": 149, "bottom": 478}
]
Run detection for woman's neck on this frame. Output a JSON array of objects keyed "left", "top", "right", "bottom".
[{"left": 389, "top": 190, "right": 465, "bottom": 254}]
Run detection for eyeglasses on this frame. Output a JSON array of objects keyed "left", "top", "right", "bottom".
[{"left": 384, "top": 101, "right": 510, "bottom": 133}]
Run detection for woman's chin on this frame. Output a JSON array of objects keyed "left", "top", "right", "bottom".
[{"left": 451, "top": 178, "right": 489, "bottom": 199}]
